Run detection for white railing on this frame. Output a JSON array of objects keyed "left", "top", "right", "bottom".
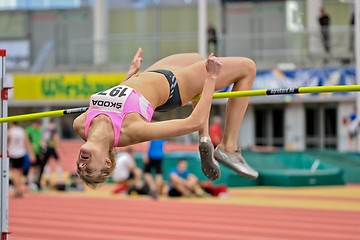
[{"left": 44, "top": 26, "right": 356, "bottom": 72}]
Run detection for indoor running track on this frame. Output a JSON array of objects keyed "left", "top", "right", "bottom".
[{"left": 8, "top": 186, "right": 360, "bottom": 240}]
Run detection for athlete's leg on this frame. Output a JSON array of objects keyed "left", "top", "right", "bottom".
[
  {"left": 177, "top": 56, "right": 258, "bottom": 179},
  {"left": 192, "top": 92, "right": 218, "bottom": 180},
  {"left": 188, "top": 62, "right": 215, "bottom": 180},
  {"left": 144, "top": 53, "right": 204, "bottom": 72},
  {"left": 213, "top": 58, "right": 258, "bottom": 178},
  {"left": 178, "top": 57, "right": 256, "bottom": 138},
  {"left": 176, "top": 57, "right": 255, "bottom": 102},
  {"left": 218, "top": 59, "right": 256, "bottom": 153}
]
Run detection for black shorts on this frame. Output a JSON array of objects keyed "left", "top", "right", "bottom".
[
  {"left": 168, "top": 188, "right": 183, "bottom": 197},
  {"left": 44, "top": 147, "right": 59, "bottom": 161},
  {"left": 149, "top": 70, "right": 182, "bottom": 112},
  {"left": 143, "top": 159, "right": 162, "bottom": 174},
  {"left": 10, "top": 156, "right": 25, "bottom": 169},
  {"left": 128, "top": 172, "right": 135, "bottom": 180},
  {"left": 31, "top": 154, "right": 43, "bottom": 167}
]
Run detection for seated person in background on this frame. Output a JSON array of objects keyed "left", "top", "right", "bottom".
[
  {"left": 112, "top": 147, "right": 143, "bottom": 194},
  {"left": 343, "top": 108, "right": 359, "bottom": 151},
  {"left": 200, "top": 181, "right": 229, "bottom": 198},
  {"left": 168, "top": 160, "right": 206, "bottom": 197},
  {"left": 69, "top": 172, "right": 84, "bottom": 192}
]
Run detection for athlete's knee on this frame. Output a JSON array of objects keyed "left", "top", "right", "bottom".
[
  {"left": 229, "top": 58, "right": 256, "bottom": 90},
  {"left": 242, "top": 58, "right": 257, "bottom": 80},
  {"left": 235, "top": 58, "right": 256, "bottom": 87},
  {"left": 191, "top": 53, "right": 205, "bottom": 61}
]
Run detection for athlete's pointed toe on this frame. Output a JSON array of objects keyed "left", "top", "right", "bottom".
[{"left": 214, "top": 146, "right": 258, "bottom": 179}]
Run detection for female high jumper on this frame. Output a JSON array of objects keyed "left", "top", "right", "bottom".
[{"left": 73, "top": 48, "right": 258, "bottom": 189}]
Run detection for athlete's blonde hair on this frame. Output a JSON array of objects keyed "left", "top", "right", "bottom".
[{"left": 77, "top": 148, "right": 117, "bottom": 189}]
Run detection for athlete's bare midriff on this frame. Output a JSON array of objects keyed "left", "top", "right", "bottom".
[
  {"left": 123, "top": 69, "right": 195, "bottom": 107},
  {"left": 122, "top": 72, "right": 171, "bottom": 109}
]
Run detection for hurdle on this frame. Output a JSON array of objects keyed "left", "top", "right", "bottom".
[
  {"left": 0, "top": 49, "right": 9, "bottom": 240},
  {"left": 0, "top": 84, "right": 359, "bottom": 123}
]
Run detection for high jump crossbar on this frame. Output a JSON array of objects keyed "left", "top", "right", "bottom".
[{"left": 0, "top": 84, "right": 359, "bottom": 123}]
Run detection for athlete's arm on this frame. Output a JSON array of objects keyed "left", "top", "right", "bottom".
[
  {"left": 189, "top": 53, "right": 222, "bottom": 128},
  {"left": 128, "top": 54, "right": 222, "bottom": 143},
  {"left": 123, "top": 48, "right": 143, "bottom": 82},
  {"left": 73, "top": 112, "right": 88, "bottom": 140}
]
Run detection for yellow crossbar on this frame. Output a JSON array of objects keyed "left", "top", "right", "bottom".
[
  {"left": 1, "top": 85, "right": 359, "bottom": 123},
  {"left": 193, "top": 84, "right": 360, "bottom": 100},
  {"left": 0, "top": 107, "right": 88, "bottom": 123}
]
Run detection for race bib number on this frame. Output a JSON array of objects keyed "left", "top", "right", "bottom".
[{"left": 90, "top": 86, "right": 133, "bottom": 111}]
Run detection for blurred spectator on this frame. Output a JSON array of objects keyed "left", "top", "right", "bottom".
[
  {"left": 207, "top": 23, "right": 218, "bottom": 55},
  {"left": 168, "top": 160, "right": 205, "bottom": 197},
  {"left": 143, "top": 139, "right": 166, "bottom": 199},
  {"left": 61, "top": 117, "right": 74, "bottom": 139},
  {"left": 25, "top": 120, "right": 44, "bottom": 190},
  {"left": 209, "top": 115, "right": 223, "bottom": 147},
  {"left": 69, "top": 172, "right": 84, "bottom": 191},
  {"left": 112, "top": 147, "right": 144, "bottom": 195},
  {"left": 8, "top": 122, "right": 34, "bottom": 198},
  {"left": 343, "top": 109, "right": 359, "bottom": 151},
  {"left": 318, "top": 8, "right": 331, "bottom": 54},
  {"left": 349, "top": 12, "right": 355, "bottom": 53},
  {"left": 200, "top": 181, "right": 229, "bottom": 198},
  {"left": 68, "top": 172, "right": 84, "bottom": 191},
  {"left": 41, "top": 119, "right": 64, "bottom": 189}
]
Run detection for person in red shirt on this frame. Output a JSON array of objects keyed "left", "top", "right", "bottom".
[{"left": 209, "top": 116, "right": 223, "bottom": 147}]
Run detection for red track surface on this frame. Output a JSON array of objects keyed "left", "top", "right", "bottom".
[
  {"left": 11, "top": 141, "right": 360, "bottom": 239},
  {"left": 9, "top": 193, "right": 360, "bottom": 240}
]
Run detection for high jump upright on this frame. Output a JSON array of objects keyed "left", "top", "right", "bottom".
[{"left": 0, "top": 49, "right": 9, "bottom": 240}]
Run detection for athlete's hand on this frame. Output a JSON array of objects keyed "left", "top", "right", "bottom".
[
  {"left": 206, "top": 53, "right": 222, "bottom": 80},
  {"left": 130, "top": 48, "right": 143, "bottom": 72},
  {"left": 123, "top": 48, "right": 143, "bottom": 81}
]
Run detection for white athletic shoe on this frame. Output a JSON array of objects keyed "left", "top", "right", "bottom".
[
  {"left": 198, "top": 136, "right": 221, "bottom": 181},
  {"left": 214, "top": 146, "right": 258, "bottom": 179}
]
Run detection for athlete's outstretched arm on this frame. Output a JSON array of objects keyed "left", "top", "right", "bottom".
[
  {"left": 123, "top": 48, "right": 143, "bottom": 82},
  {"left": 73, "top": 112, "right": 87, "bottom": 140},
  {"left": 129, "top": 54, "right": 222, "bottom": 143}
]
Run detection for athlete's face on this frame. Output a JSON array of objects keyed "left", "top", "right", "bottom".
[{"left": 77, "top": 145, "right": 109, "bottom": 178}]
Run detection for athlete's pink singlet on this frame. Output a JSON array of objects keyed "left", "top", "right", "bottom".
[{"left": 85, "top": 85, "right": 154, "bottom": 146}]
